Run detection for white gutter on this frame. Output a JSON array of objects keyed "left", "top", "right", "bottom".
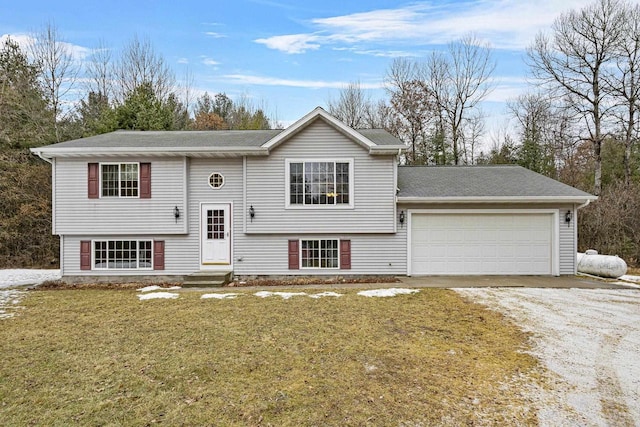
[
  {"left": 31, "top": 149, "right": 52, "bottom": 164},
  {"left": 577, "top": 198, "right": 594, "bottom": 209},
  {"left": 397, "top": 195, "right": 598, "bottom": 204}
]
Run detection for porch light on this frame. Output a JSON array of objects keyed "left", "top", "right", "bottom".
[
  {"left": 249, "top": 205, "right": 255, "bottom": 222},
  {"left": 399, "top": 210, "right": 405, "bottom": 227},
  {"left": 565, "top": 210, "right": 572, "bottom": 227},
  {"left": 174, "top": 206, "right": 180, "bottom": 223}
]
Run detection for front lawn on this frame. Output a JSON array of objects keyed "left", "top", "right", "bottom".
[{"left": 0, "top": 288, "right": 539, "bottom": 426}]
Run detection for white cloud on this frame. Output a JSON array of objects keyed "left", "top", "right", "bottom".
[
  {"left": 221, "top": 73, "right": 382, "bottom": 89},
  {"left": 201, "top": 57, "right": 220, "bottom": 66},
  {"left": 254, "top": 0, "right": 596, "bottom": 54},
  {"left": 255, "top": 33, "right": 321, "bottom": 54},
  {"left": 177, "top": 57, "right": 189, "bottom": 64},
  {"left": 203, "top": 31, "right": 227, "bottom": 38},
  {"left": 1, "top": 33, "right": 92, "bottom": 62}
]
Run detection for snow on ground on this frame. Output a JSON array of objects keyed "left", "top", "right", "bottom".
[
  {"left": 0, "top": 269, "right": 60, "bottom": 289},
  {"left": 0, "top": 290, "right": 27, "bottom": 320},
  {"left": 455, "top": 288, "right": 640, "bottom": 427},
  {"left": 137, "top": 285, "right": 181, "bottom": 292},
  {"left": 137, "top": 292, "right": 179, "bottom": 300},
  {"left": 308, "top": 291, "right": 342, "bottom": 299},
  {"left": 357, "top": 288, "right": 420, "bottom": 298}
]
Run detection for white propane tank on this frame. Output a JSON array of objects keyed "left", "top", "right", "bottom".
[{"left": 577, "top": 250, "right": 627, "bottom": 278}]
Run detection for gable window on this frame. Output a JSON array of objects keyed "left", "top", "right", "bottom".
[
  {"left": 208, "top": 172, "right": 225, "bottom": 189},
  {"left": 93, "top": 240, "right": 152, "bottom": 269},
  {"left": 287, "top": 160, "right": 352, "bottom": 207},
  {"left": 101, "top": 163, "right": 139, "bottom": 197},
  {"left": 301, "top": 239, "right": 339, "bottom": 269}
]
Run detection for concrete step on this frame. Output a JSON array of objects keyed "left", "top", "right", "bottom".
[{"left": 183, "top": 271, "right": 233, "bottom": 287}]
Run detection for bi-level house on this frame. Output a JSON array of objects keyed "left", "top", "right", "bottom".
[{"left": 31, "top": 107, "right": 596, "bottom": 282}]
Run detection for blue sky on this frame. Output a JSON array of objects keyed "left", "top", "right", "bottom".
[{"left": 0, "top": 0, "right": 624, "bottom": 133}]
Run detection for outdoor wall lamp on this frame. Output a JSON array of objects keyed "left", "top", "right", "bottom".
[
  {"left": 399, "top": 210, "right": 405, "bottom": 227},
  {"left": 565, "top": 210, "right": 572, "bottom": 227},
  {"left": 174, "top": 206, "right": 180, "bottom": 223},
  {"left": 249, "top": 205, "right": 255, "bottom": 222}
]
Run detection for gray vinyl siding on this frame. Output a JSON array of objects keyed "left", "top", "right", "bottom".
[
  {"left": 233, "top": 233, "right": 407, "bottom": 276},
  {"left": 399, "top": 203, "right": 576, "bottom": 275},
  {"left": 54, "top": 157, "right": 186, "bottom": 235},
  {"left": 63, "top": 234, "right": 198, "bottom": 276},
  {"left": 245, "top": 119, "right": 397, "bottom": 234}
]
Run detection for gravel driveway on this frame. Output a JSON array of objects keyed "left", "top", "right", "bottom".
[{"left": 456, "top": 288, "right": 640, "bottom": 427}]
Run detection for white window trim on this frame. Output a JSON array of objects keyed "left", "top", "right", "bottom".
[
  {"left": 299, "top": 238, "right": 341, "bottom": 270},
  {"left": 91, "top": 239, "right": 154, "bottom": 270},
  {"left": 284, "top": 158, "right": 354, "bottom": 209},
  {"left": 99, "top": 162, "right": 140, "bottom": 199},
  {"left": 208, "top": 172, "right": 225, "bottom": 190}
]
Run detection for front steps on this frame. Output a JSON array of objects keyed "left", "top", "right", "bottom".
[{"left": 183, "top": 271, "right": 233, "bottom": 287}]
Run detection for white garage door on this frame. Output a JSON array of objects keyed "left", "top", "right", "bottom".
[{"left": 410, "top": 212, "right": 554, "bottom": 275}]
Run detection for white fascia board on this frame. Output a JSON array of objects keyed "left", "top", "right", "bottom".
[
  {"left": 34, "top": 146, "right": 269, "bottom": 158},
  {"left": 262, "top": 106, "right": 377, "bottom": 151},
  {"left": 369, "top": 147, "right": 407, "bottom": 155},
  {"left": 397, "top": 195, "right": 598, "bottom": 204}
]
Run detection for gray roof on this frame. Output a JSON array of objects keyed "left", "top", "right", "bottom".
[
  {"left": 398, "top": 165, "right": 595, "bottom": 200},
  {"left": 358, "top": 129, "right": 405, "bottom": 146},
  {"left": 39, "top": 129, "right": 283, "bottom": 149},
  {"left": 36, "top": 128, "right": 403, "bottom": 151}
]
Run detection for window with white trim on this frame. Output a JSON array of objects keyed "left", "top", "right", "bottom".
[
  {"left": 301, "top": 239, "right": 339, "bottom": 269},
  {"left": 288, "top": 160, "right": 351, "bottom": 206},
  {"left": 93, "top": 240, "right": 152, "bottom": 269},
  {"left": 101, "top": 163, "right": 139, "bottom": 197},
  {"left": 208, "top": 172, "right": 224, "bottom": 189}
]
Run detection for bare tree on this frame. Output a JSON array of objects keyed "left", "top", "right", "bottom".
[
  {"left": 113, "top": 35, "right": 175, "bottom": 103},
  {"left": 29, "top": 21, "right": 78, "bottom": 142},
  {"left": 385, "top": 58, "right": 435, "bottom": 164},
  {"left": 607, "top": 2, "right": 640, "bottom": 187},
  {"left": 423, "top": 35, "right": 495, "bottom": 165},
  {"left": 527, "top": 0, "right": 626, "bottom": 194},
  {"left": 85, "top": 39, "right": 113, "bottom": 100},
  {"left": 327, "top": 81, "right": 371, "bottom": 129}
]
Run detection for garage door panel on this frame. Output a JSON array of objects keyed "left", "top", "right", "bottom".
[{"left": 411, "top": 213, "right": 553, "bottom": 275}]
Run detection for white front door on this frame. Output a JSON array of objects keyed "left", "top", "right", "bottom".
[{"left": 201, "top": 204, "right": 231, "bottom": 266}]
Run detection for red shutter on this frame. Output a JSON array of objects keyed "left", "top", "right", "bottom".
[
  {"left": 80, "top": 240, "right": 92, "bottom": 270},
  {"left": 88, "top": 163, "right": 99, "bottom": 199},
  {"left": 288, "top": 240, "right": 299, "bottom": 270},
  {"left": 140, "top": 163, "right": 151, "bottom": 199},
  {"left": 153, "top": 240, "right": 165, "bottom": 270},
  {"left": 340, "top": 240, "right": 351, "bottom": 270}
]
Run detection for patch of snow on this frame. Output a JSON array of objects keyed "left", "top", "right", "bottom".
[
  {"left": 455, "top": 288, "right": 640, "bottom": 427},
  {"left": 0, "top": 269, "right": 61, "bottom": 289},
  {"left": 0, "top": 290, "right": 27, "bottom": 319},
  {"left": 308, "top": 291, "right": 343, "bottom": 298},
  {"left": 138, "top": 292, "right": 179, "bottom": 301},
  {"left": 137, "top": 285, "right": 181, "bottom": 292},
  {"left": 619, "top": 275, "right": 640, "bottom": 283},
  {"left": 201, "top": 293, "right": 240, "bottom": 300},
  {"left": 254, "top": 291, "right": 307, "bottom": 299},
  {"left": 357, "top": 288, "right": 420, "bottom": 298}
]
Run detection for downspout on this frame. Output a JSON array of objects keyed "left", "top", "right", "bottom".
[
  {"left": 577, "top": 199, "right": 592, "bottom": 210},
  {"left": 34, "top": 150, "right": 52, "bottom": 164}
]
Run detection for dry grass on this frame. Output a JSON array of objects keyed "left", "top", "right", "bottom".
[{"left": 0, "top": 288, "right": 540, "bottom": 426}]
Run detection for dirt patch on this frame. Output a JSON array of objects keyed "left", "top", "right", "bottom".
[{"left": 35, "top": 280, "right": 179, "bottom": 291}]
